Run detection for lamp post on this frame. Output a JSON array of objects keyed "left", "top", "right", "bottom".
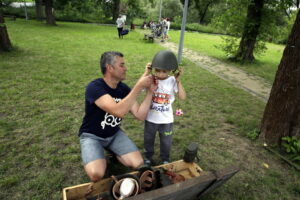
[
  {"left": 159, "top": 0, "right": 162, "bottom": 22},
  {"left": 23, "top": 0, "right": 28, "bottom": 20},
  {"left": 178, "top": 0, "right": 189, "bottom": 64}
]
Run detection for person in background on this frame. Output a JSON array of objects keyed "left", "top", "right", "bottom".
[
  {"left": 166, "top": 18, "right": 171, "bottom": 39},
  {"left": 160, "top": 18, "right": 168, "bottom": 42},
  {"left": 116, "top": 15, "right": 125, "bottom": 38},
  {"left": 79, "top": 51, "right": 157, "bottom": 183},
  {"left": 141, "top": 21, "right": 147, "bottom": 29}
]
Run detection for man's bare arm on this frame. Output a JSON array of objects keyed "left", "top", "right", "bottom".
[
  {"left": 95, "top": 75, "right": 153, "bottom": 118},
  {"left": 130, "top": 90, "right": 154, "bottom": 121}
]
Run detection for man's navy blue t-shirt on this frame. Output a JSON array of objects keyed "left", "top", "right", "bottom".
[{"left": 79, "top": 78, "right": 131, "bottom": 138}]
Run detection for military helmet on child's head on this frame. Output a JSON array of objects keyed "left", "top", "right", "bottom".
[{"left": 151, "top": 50, "right": 178, "bottom": 71}]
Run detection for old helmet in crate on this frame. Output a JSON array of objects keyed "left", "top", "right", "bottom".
[
  {"left": 110, "top": 174, "right": 140, "bottom": 199},
  {"left": 152, "top": 50, "right": 178, "bottom": 71}
]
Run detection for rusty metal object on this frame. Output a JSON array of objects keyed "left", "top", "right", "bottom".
[
  {"left": 139, "top": 170, "right": 156, "bottom": 192},
  {"left": 164, "top": 170, "right": 186, "bottom": 184}
]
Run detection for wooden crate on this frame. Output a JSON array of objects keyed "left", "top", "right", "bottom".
[{"left": 62, "top": 160, "right": 238, "bottom": 200}]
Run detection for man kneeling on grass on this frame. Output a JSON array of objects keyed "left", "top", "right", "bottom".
[{"left": 78, "top": 51, "right": 157, "bottom": 182}]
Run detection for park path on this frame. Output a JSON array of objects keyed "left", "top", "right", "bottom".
[{"left": 139, "top": 29, "right": 272, "bottom": 102}]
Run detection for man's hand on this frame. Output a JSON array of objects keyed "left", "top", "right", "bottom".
[
  {"left": 149, "top": 75, "right": 158, "bottom": 92},
  {"left": 143, "top": 63, "right": 152, "bottom": 76},
  {"left": 137, "top": 75, "right": 156, "bottom": 90}
]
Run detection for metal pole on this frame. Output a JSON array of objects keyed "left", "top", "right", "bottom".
[
  {"left": 23, "top": 0, "right": 28, "bottom": 20},
  {"left": 159, "top": 0, "right": 162, "bottom": 22},
  {"left": 178, "top": 0, "right": 189, "bottom": 64}
]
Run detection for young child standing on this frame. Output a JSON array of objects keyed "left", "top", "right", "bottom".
[{"left": 144, "top": 50, "right": 186, "bottom": 165}]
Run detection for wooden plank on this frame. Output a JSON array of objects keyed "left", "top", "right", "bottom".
[
  {"left": 85, "top": 166, "right": 238, "bottom": 200},
  {"left": 63, "top": 160, "right": 200, "bottom": 200},
  {"left": 127, "top": 171, "right": 215, "bottom": 200},
  {"left": 197, "top": 165, "right": 240, "bottom": 198},
  {"left": 63, "top": 178, "right": 112, "bottom": 200},
  {"left": 127, "top": 166, "right": 239, "bottom": 200}
]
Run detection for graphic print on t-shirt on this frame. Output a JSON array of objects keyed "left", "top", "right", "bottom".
[
  {"left": 153, "top": 92, "right": 170, "bottom": 105},
  {"left": 150, "top": 91, "right": 171, "bottom": 112},
  {"left": 100, "top": 98, "right": 122, "bottom": 129}
]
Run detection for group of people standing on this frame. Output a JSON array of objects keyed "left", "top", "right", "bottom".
[
  {"left": 116, "top": 15, "right": 171, "bottom": 41},
  {"left": 146, "top": 18, "right": 171, "bottom": 41},
  {"left": 78, "top": 50, "right": 186, "bottom": 183},
  {"left": 160, "top": 18, "right": 171, "bottom": 41}
]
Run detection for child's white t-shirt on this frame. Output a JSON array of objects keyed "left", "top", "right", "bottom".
[{"left": 146, "top": 76, "right": 178, "bottom": 124}]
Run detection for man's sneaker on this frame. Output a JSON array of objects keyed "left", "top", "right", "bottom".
[
  {"left": 144, "top": 159, "right": 152, "bottom": 166},
  {"left": 162, "top": 161, "right": 169, "bottom": 165}
]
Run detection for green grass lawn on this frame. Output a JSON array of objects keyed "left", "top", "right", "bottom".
[
  {"left": 0, "top": 19, "right": 299, "bottom": 199},
  {"left": 169, "top": 30, "right": 285, "bottom": 83}
]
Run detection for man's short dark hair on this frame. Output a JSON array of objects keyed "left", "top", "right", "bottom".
[{"left": 100, "top": 51, "right": 124, "bottom": 74}]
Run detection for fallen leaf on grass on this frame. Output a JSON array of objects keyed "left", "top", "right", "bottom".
[{"left": 262, "top": 163, "right": 269, "bottom": 168}]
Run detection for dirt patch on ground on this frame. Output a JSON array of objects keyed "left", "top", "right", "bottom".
[{"left": 203, "top": 123, "right": 291, "bottom": 182}]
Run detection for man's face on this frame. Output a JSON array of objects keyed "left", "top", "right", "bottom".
[{"left": 111, "top": 56, "right": 127, "bottom": 81}]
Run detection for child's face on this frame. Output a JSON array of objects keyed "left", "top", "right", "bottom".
[{"left": 154, "top": 68, "right": 170, "bottom": 80}]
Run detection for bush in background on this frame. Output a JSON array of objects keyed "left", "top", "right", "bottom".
[{"left": 170, "top": 22, "right": 225, "bottom": 35}]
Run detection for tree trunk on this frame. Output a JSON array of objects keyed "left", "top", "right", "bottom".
[
  {"left": 260, "top": 10, "right": 300, "bottom": 146},
  {"left": 112, "top": 0, "right": 120, "bottom": 22},
  {"left": 0, "top": 9, "right": 12, "bottom": 51},
  {"left": 199, "top": 2, "right": 211, "bottom": 24},
  {"left": 234, "top": 0, "right": 264, "bottom": 62},
  {"left": 44, "top": 0, "right": 56, "bottom": 25},
  {"left": 35, "top": 0, "right": 43, "bottom": 21}
]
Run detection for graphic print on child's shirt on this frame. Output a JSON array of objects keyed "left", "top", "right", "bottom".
[
  {"left": 146, "top": 76, "right": 178, "bottom": 124},
  {"left": 151, "top": 92, "right": 171, "bottom": 112}
]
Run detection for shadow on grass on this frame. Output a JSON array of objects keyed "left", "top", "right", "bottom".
[{"left": 0, "top": 45, "right": 35, "bottom": 59}]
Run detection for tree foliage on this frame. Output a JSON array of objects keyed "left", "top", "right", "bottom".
[
  {"left": 213, "top": 0, "right": 299, "bottom": 62},
  {"left": 2, "top": 0, "right": 297, "bottom": 46},
  {"left": 161, "top": 0, "right": 183, "bottom": 20},
  {"left": 194, "top": 0, "right": 220, "bottom": 24},
  {"left": 121, "top": 0, "right": 143, "bottom": 23}
]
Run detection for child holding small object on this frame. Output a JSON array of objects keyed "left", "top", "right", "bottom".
[{"left": 144, "top": 50, "right": 186, "bottom": 165}]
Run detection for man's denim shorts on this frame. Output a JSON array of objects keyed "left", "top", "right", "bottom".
[{"left": 79, "top": 129, "right": 139, "bottom": 165}]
